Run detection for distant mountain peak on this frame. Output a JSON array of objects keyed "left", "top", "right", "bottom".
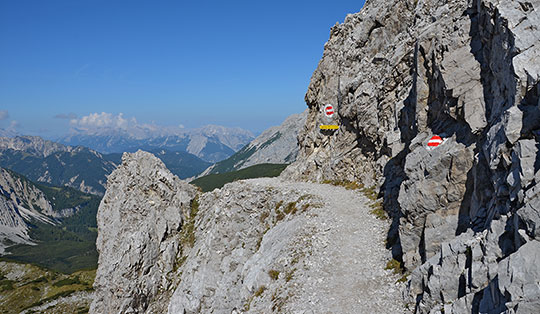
[{"left": 202, "top": 110, "right": 307, "bottom": 175}]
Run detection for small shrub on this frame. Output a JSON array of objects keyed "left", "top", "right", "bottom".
[
  {"left": 275, "top": 200, "right": 283, "bottom": 211},
  {"left": 370, "top": 201, "right": 387, "bottom": 220},
  {"left": 29, "top": 276, "right": 48, "bottom": 284},
  {"left": 259, "top": 211, "right": 270, "bottom": 223},
  {"left": 385, "top": 259, "right": 402, "bottom": 274},
  {"left": 254, "top": 285, "right": 266, "bottom": 297},
  {"left": 53, "top": 276, "right": 82, "bottom": 287},
  {"left": 0, "top": 279, "right": 14, "bottom": 291},
  {"left": 268, "top": 270, "right": 280, "bottom": 280},
  {"left": 76, "top": 307, "right": 90, "bottom": 314},
  {"left": 284, "top": 202, "right": 297, "bottom": 215},
  {"left": 396, "top": 275, "right": 408, "bottom": 283},
  {"left": 276, "top": 210, "right": 285, "bottom": 222}
]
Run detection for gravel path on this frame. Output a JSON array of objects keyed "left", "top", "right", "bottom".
[{"left": 247, "top": 178, "right": 409, "bottom": 314}]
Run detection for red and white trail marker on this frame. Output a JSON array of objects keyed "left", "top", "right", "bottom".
[
  {"left": 427, "top": 135, "right": 443, "bottom": 148},
  {"left": 324, "top": 104, "right": 334, "bottom": 118}
]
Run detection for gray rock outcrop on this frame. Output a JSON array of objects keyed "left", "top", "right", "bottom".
[
  {"left": 282, "top": 0, "right": 540, "bottom": 312},
  {"left": 90, "top": 151, "right": 198, "bottom": 313}
]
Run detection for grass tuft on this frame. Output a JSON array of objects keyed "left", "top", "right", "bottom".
[
  {"left": 385, "top": 259, "right": 403, "bottom": 274},
  {"left": 254, "top": 285, "right": 266, "bottom": 297},
  {"left": 369, "top": 201, "right": 388, "bottom": 220},
  {"left": 268, "top": 270, "right": 280, "bottom": 280},
  {"left": 181, "top": 195, "right": 199, "bottom": 248},
  {"left": 396, "top": 275, "right": 408, "bottom": 283},
  {"left": 284, "top": 202, "right": 298, "bottom": 215},
  {"left": 322, "top": 180, "right": 364, "bottom": 190},
  {"left": 361, "top": 185, "right": 378, "bottom": 201}
]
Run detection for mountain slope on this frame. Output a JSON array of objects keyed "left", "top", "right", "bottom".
[
  {"left": 0, "top": 168, "right": 54, "bottom": 253},
  {"left": 0, "top": 261, "right": 95, "bottom": 314},
  {"left": 202, "top": 110, "right": 307, "bottom": 175},
  {"left": 191, "top": 163, "right": 288, "bottom": 192},
  {"left": 0, "top": 168, "right": 101, "bottom": 273}
]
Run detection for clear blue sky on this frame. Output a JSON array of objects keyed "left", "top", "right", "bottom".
[{"left": 0, "top": 0, "right": 365, "bottom": 137}]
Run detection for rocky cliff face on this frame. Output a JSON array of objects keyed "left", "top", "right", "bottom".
[
  {"left": 90, "top": 0, "right": 539, "bottom": 312},
  {"left": 90, "top": 151, "right": 198, "bottom": 313},
  {"left": 282, "top": 0, "right": 540, "bottom": 312}
]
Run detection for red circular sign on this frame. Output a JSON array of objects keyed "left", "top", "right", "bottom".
[
  {"left": 427, "top": 135, "right": 443, "bottom": 147},
  {"left": 324, "top": 104, "right": 334, "bottom": 117}
]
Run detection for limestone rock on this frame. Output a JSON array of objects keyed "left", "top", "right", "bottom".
[
  {"left": 283, "top": 0, "right": 540, "bottom": 312},
  {"left": 90, "top": 150, "right": 197, "bottom": 314},
  {"left": 498, "top": 240, "right": 540, "bottom": 313}
]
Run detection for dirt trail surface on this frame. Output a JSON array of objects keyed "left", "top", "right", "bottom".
[{"left": 247, "top": 178, "right": 408, "bottom": 314}]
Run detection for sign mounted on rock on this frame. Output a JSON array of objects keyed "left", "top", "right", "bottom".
[
  {"left": 427, "top": 135, "right": 443, "bottom": 148},
  {"left": 320, "top": 104, "right": 339, "bottom": 131},
  {"left": 324, "top": 104, "right": 335, "bottom": 118}
]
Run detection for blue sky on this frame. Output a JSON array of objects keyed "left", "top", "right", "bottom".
[{"left": 0, "top": 0, "right": 365, "bottom": 137}]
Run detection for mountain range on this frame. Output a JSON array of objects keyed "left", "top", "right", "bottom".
[
  {"left": 200, "top": 110, "right": 307, "bottom": 176},
  {"left": 0, "top": 136, "right": 211, "bottom": 195},
  {"left": 59, "top": 124, "right": 255, "bottom": 163}
]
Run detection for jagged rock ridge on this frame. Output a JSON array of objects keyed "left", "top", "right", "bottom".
[
  {"left": 282, "top": 0, "right": 540, "bottom": 312},
  {"left": 0, "top": 136, "right": 117, "bottom": 195}
]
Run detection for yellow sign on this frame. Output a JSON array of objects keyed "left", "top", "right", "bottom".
[{"left": 319, "top": 125, "right": 339, "bottom": 130}]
